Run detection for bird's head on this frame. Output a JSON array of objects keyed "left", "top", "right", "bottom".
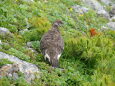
[{"left": 53, "top": 20, "right": 63, "bottom": 28}]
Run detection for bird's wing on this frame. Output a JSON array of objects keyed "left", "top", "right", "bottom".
[
  {"left": 57, "top": 35, "right": 64, "bottom": 53},
  {"left": 40, "top": 33, "right": 49, "bottom": 55}
]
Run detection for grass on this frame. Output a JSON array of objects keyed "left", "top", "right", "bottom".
[{"left": 0, "top": 0, "right": 115, "bottom": 86}]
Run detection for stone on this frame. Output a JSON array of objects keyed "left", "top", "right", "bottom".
[
  {"left": 109, "top": 5, "right": 115, "bottom": 17},
  {"left": 0, "top": 27, "right": 13, "bottom": 37},
  {"left": 27, "top": 41, "right": 40, "bottom": 49},
  {"left": 27, "top": 42, "right": 33, "bottom": 48},
  {"left": 0, "top": 64, "right": 19, "bottom": 80},
  {"left": 0, "top": 40, "right": 2, "bottom": 49},
  {"left": 101, "top": 26, "right": 109, "bottom": 31},
  {"left": 0, "top": 40, "right": 2, "bottom": 45},
  {"left": 19, "top": 29, "right": 28, "bottom": 35},
  {"left": 72, "top": 5, "right": 89, "bottom": 14},
  {"left": 107, "top": 22, "right": 115, "bottom": 30},
  {"left": 97, "top": 10, "right": 110, "bottom": 19},
  {"left": 23, "top": 0, "right": 34, "bottom": 2},
  {"left": 82, "top": 0, "right": 110, "bottom": 19},
  {"left": 100, "top": 0, "right": 112, "bottom": 5},
  {"left": 82, "top": 0, "right": 103, "bottom": 10},
  {"left": 28, "top": 48, "right": 38, "bottom": 53},
  {"left": 110, "top": 16, "right": 115, "bottom": 22},
  {"left": 0, "top": 52, "right": 40, "bottom": 82}
]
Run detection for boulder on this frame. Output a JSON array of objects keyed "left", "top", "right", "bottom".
[
  {"left": 0, "top": 52, "right": 40, "bottom": 82},
  {"left": 23, "top": 0, "right": 34, "bottom": 2},
  {"left": 0, "top": 40, "right": 2, "bottom": 49},
  {"left": 110, "top": 16, "right": 115, "bottom": 21},
  {"left": 101, "top": 26, "right": 109, "bottom": 31},
  {"left": 27, "top": 42, "right": 33, "bottom": 48},
  {"left": 82, "top": 0, "right": 110, "bottom": 19},
  {"left": 72, "top": 5, "right": 89, "bottom": 14},
  {"left": 0, "top": 40, "right": 2, "bottom": 45},
  {"left": 100, "top": 0, "right": 112, "bottom": 5},
  {"left": 0, "top": 27, "right": 13, "bottom": 37},
  {"left": 26, "top": 41, "right": 40, "bottom": 49},
  {"left": 19, "top": 29, "right": 28, "bottom": 35},
  {"left": 109, "top": 5, "right": 115, "bottom": 17},
  {"left": 0, "top": 64, "right": 19, "bottom": 80},
  {"left": 28, "top": 48, "right": 38, "bottom": 53},
  {"left": 107, "top": 22, "right": 115, "bottom": 30},
  {"left": 97, "top": 10, "right": 110, "bottom": 19}
]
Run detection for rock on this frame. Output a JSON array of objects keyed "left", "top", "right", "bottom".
[
  {"left": 100, "top": 0, "right": 112, "bottom": 5},
  {"left": 26, "top": 41, "right": 39, "bottom": 53},
  {"left": 82, "top": 0, "right": 103, "bottom": 10},
  {"left": 101, "top": 26, "right": 109, "bottom": 31},
  {"left": 0, "top": 27, "right": 13, "bottom": 37},
  {"left": 27, "top": 41, "right": 40, "bottom": 48},
  {"left": 82, "top": 0, "right": 110, "bottom": 19},
  {"left": 23, "top": 0, "right": 34, "bottom": 2},
  {"left": 0, "top": 40, "right": 2, "bottom": 45},
  {"left": 0, "top": 52, "right": 40, "bottom": 82},
  {"left": 27, "top": 42, "right": 33, "bottom": 48},
  {"left": 0, "top": 40, "right": 2, "bottom": 49},
  {"left": 107, "top": 22, "right": 115, "bottom": 30},
  {"left": 97, "top": 10, "right": 110, "bottom": 19},
  {"left": 28, "top": 48, "right": 38, "bottom": 53},
  {"left": 109, "top": 5, "right": 115, "bottom": 17},
  {"left": 110, "top": 16, "right": 115, "bottom": 21},
  {"left": 72, "top": 5, "right": 89, "bottom": 14},
  {"left": 0, "top": 64, "right": 19, "bottom": 80},
  {"left": 19, "top": 29, "right": 28, "bottom": 35}
]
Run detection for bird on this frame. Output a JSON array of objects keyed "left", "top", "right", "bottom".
[{"left": 40, "top": 20, "right": 64, "bottom": 68}]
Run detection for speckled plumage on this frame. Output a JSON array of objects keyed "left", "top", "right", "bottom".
[{"left": 40, "top": 20, "right": 64, "bottom": 67}]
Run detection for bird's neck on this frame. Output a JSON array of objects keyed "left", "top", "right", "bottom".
[
  {"left": 52, "top": 25, "right": 60, "bottom": 31},
  {"left": 52, "top": 24, "right": 59, "bottom": 29}
]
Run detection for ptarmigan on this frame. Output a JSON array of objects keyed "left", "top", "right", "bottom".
[{"left": 40, "top": 20, "right": 64, "bottom": 68}]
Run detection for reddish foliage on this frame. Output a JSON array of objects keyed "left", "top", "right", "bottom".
[{"left": 90, "top": 28, "right": 97, "bottom": 37}]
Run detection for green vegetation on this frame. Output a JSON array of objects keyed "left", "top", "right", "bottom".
[
  {"left": 0, "top": 0, "right": 115, "bottom": 86},
  {"left": 0, "top": 59, "right": 13, "bottom": 67}
]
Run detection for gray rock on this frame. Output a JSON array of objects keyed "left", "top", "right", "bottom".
[
  {"left": 23, "top": 0, "right": 34, "bottom": 2},
  {"left": 0, "top": 64, "right": 13, "bottom": 77},
  {"left": 19, "top": 29, "right": 28, "bottom": 35},
  {"left": 107, "top": 22, "right": 115, "bottom": 30},
  {"left": 0, "top": 64, "right": 19, "bottom": 80},
  {"left": 101, "top": 26, "right": 109, "bottom": 31},
  {"left": 0, "top": 40, "right": 2, "bottom": 45},
  {"left": 72, "top": 5, "right": 89, "bottom": 14},
  {"left": 0, "top": 52, "right": 40, "bottom": 82},
  {"left": 97, "top": 10, "right": 110, "bottom": 19},
  {"left": 0, "top": 40, "right": 2, "bottom": 49},
  {"left": 82, "top": 0, "right": 110, "bottom": 19},
  {"left": 28, "top": 48, "right": 38, "bottom": 53},
  {"left": 27, "top": 41, "right": 40, "bottom": 48},
  {"left": 109, "top": 5, "right": 115, "bottom": 17},
  {"left": 100, "top": 0, "right": 112, "bottom": 5},
  {"left": 82, "top": 0, "right": 103, "bottom": 10},
  {"left": 0, "top": 27, "right": 13, "bottom": 37},
  {"left": 27, "top": 42, "right": 33, "bottom": 48},
  {"left": 110, "top": 16, "right": 115, "bottom": 21},
  {"left": 12, "top": 72, "right": 19, "bottom": 80}
]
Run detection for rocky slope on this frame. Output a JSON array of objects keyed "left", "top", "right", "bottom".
[{"left": 0, "top": 0, "right": 115, "bottom": 85}]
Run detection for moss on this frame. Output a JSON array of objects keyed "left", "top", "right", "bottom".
[
  {"left": 0, "top": 59, "right": 13, "bottom": 67},
  {"left": 0, "top": 0, "right": 115, "bottom": 85}
]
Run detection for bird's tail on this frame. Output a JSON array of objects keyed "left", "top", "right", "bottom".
[{"left": 50, "top": 58, "right": 59, "bottom": 68}]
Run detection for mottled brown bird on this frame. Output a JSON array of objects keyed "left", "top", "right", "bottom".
[{"left": 40, "top": 20, "right": 64, "bottom": 68}]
